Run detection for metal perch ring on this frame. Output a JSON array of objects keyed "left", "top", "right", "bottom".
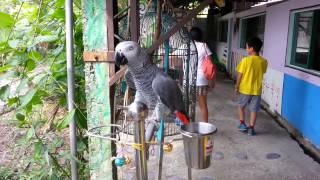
[{"left": 87, "top": 124, "right": 123, "bottom": 142}]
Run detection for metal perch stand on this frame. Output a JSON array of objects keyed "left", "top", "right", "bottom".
[
  {"left": 87, "top": 102, "right": 150, "bottom": 180},
  {"left": 128, "top": 102, "right": 149, "bottom": 180}
]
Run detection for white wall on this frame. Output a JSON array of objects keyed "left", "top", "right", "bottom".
[
  {"left": 215, "top": 42, "right": 228, "bottom": 66},
  {"left": 261, "top": 68, "right": 284, "bottom": 114}
]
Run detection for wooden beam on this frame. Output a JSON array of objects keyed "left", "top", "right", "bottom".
[
  {"left": 107, "top": 0, "right": 139, "bottom": 87},
  {"left": 147, "top": 0, "right": 214, "bottom": 54},
  {"left": 154, "top": 0, "right": 163, "bottom": 41},
  {"left": 83, "top": 51, "right": 115, "bottom": 62},
  {"left": 129, "top": 0, "right": 140, "bottom": 42},
  {"left": 109, "top": 67, "right": 127, "bottom": 86},
  {"left": 106, "top": 0, "right": 115, "bottom": 76},
  {"left": 110, "top": 1, "right": 119, "bottom": 179}
]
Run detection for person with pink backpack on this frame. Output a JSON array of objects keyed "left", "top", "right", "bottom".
[{"left": 190, "top": 27, "right": 216, "bottom": 123}]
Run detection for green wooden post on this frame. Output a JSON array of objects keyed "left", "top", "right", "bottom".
[{"left": 82, "top": 0, "right": 113, "bottom": 179}]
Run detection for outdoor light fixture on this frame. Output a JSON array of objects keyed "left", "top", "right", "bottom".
[{"left": 251, "top": 0, "right": 284, "bottom": 7}]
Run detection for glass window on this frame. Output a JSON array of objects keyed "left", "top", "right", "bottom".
[
  {"left": 289, "top": 10, "right": 320, "bottom": 71},
  {"left": 240, "top": 15, "right": 266, "bottom": 49},
  {"left": 218, "top": 21, "right": 228, "bottom": 42}
]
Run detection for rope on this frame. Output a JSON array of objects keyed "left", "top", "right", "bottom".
[
  {"left": 86, "top": 126, "right": 179, "bottom": 151},
  {"left": 131, "top": 143, "right": 144, "bottom": 151}
]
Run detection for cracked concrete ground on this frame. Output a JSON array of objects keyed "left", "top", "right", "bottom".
[{"left": 118, "top": 74, "right": 320, "bottom": 180}]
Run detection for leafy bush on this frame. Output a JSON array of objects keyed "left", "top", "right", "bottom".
[{"left": 0, "top": 0, "right": 88, "bottom": 179}]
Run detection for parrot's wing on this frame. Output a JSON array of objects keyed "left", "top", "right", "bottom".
[
  {"left": 125, "top": 70, "right": 136, "bottom": 90},
  {"left": 152, "top": 71, "right": 186, "bottom": 114}
]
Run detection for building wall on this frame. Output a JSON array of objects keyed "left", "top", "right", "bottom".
[
  {"left": 264, "top": 0, "right": 320, "bottom": 85},
  {"left": 213, "top": 0, "right": 320, "bottom": 148},
  {"left": 208, "top": 13, "right": 235, "bottom": 73},
  {"left": 261, "top": 68, "right": 283, "bottom": 114},
  {"left": 282, "top": 74, "right": 320, "bottom": 148},
  {"left": 229, "top": 5, "right": 285, "bottom": 112},
  {"left": 264, "top": 0, "right": 320, "bottom": 148},
  {"left": 215, "top": 42, "right": 228, "bottom": 66}
]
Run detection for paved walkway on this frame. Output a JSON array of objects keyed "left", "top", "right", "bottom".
[{"left": 119, "top": 73, "right": 320, "bottom": 180}]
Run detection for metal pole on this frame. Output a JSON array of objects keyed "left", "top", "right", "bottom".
[
  {"left": 65, "top": 0, "right": 78, "bottom": 179},
  {"left": 188, "top": 166, "right": 192, "bottom": 180},
  {"left": 157, "top": 119, "right": 164, "bottom": 180},
  {"left": 129, "top": 102, "right": 148, "bottom": 180}
]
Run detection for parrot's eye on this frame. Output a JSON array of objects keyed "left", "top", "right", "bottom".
[{"left": 128, "top": 46, "right": 134, "bottom": 51}]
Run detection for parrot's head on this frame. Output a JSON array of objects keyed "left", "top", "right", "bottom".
[{"left": 115, "top": 41, "right": 148, "bottom": 70}]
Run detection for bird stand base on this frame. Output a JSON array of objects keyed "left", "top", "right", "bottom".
[{"left": 188, "top": 166, "right": 192, "bottom": 180}]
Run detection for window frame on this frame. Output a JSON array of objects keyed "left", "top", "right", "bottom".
[
  {"left": 218, "top": 20, "right": 228, "bottom": 43},
  {"left": 239, "top": 13, "right": 266, "bottom": 49},
  {"left": 286, "top": 6, "right": 320, "bottom": 76}
]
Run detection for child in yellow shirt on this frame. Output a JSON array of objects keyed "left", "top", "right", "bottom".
[{"left": 235, "top": 37, "right": 268, "bottom": 136}]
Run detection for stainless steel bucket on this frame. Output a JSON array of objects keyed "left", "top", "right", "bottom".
[{"left": 181, "top": 122, "right": 217, "bottom": 169}]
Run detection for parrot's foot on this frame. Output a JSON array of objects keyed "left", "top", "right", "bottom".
[{"left": 174, "top": 118, "right": 184, "bottom": 126}]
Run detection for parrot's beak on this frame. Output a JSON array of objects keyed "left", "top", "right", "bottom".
[{"left": 115, "top": 51, "right": 128, "bottom": 67}]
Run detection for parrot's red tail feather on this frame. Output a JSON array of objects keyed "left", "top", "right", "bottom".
[{"left": 174, "top": 111, "right": 189, "bottom": 125}]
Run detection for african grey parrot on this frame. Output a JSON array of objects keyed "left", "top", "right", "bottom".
[{"left": 115, "top": 41, "right": 189, "bottom": 125}]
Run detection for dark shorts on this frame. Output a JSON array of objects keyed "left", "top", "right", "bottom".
[
  {"left": 196, "top": 86, "right": 209, "bottom": 96},
  {"left": 238, "top": 93, "right": 261, "bottom": 112}
]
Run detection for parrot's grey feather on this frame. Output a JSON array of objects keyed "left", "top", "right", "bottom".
[
  {"left": 115, "top": 41, "right": 187, "bottom": 122},
  {"left": 125, "top": 71, "right": 136, "bottom": 90},
  {"left": 152, "top": 71, "right": 186, "bottom": 114}
]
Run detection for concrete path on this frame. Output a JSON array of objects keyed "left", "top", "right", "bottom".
[{"left": 119, "top": 74, "right": 320, "bottom": 180}]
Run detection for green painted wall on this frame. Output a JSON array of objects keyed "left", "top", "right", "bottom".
[{"left": 83, "top": 0, "right": 107, "bottom": 51}]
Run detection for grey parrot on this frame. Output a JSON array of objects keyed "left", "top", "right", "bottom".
[{"left": 115, "top": 41, "right": 189, "bottom": 125}]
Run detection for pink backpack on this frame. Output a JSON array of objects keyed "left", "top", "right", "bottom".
[{"left": 201, "top": 44, "right": 217, "bottom": 80}]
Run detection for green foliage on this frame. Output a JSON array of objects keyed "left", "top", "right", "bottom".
[
  {"left": 0, "top": 167, "right": 17, "bottom": 180},
  {"left": 0, "top": 0, "right": 88, "bottom": 179},
  {"left": 0, "top": 12, "right": 14, "bottom": 28},
  {"left": 56, "top": 109, "right": 75, "bottom": 130}
]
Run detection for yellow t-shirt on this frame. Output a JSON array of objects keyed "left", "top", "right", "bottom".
[{"left": 236, "top": 55, "right": 268, "bottom": 95}]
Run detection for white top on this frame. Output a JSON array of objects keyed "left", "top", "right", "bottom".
[{"left": 195, "top": 41, "right": 212, "bottom": 86}]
